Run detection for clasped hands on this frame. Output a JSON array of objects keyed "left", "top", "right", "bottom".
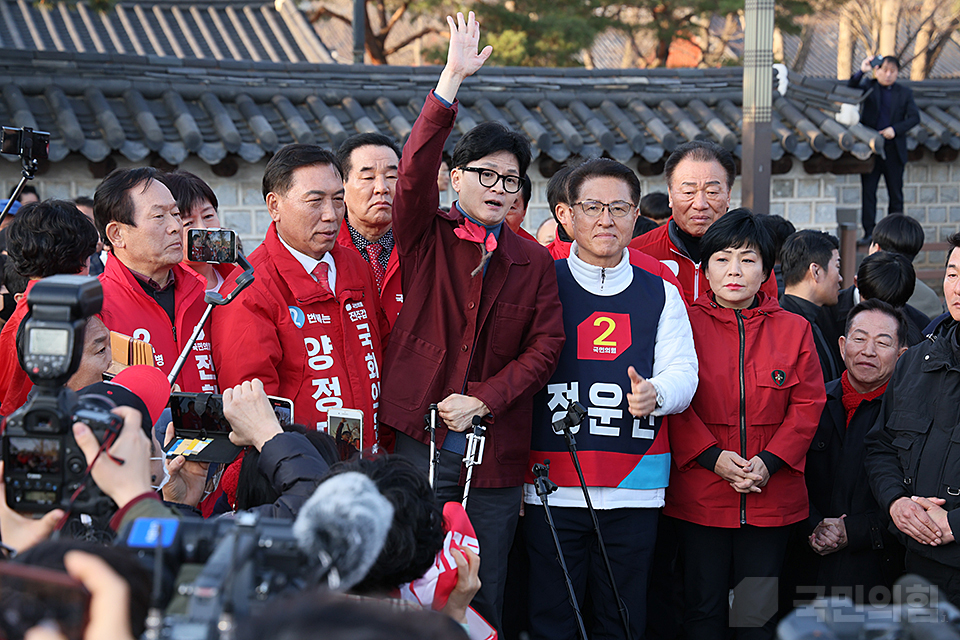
[
  {"left": 713, "top": 451, "right": 770, "bottom": 494},
  {"left": 890, "top": 495, "right": 955, "bottom": 547},
  {"left": 809, "top": 515, "right": 848, "bottom": 556}
]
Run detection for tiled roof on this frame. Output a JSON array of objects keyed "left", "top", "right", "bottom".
[
  {"left": 2, "top": 47, "right": 960, "bottom": 172},
  {"left": 0, "top": 0, "right": 334, "bottom": 64}
]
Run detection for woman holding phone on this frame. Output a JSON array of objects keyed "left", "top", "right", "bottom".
[{"left": 664, "top": 208, "right": 825, "bottom": 640}]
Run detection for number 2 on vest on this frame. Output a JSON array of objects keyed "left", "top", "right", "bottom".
[{"left": 593, "top": 316, "right": 617, "bottom": 347}]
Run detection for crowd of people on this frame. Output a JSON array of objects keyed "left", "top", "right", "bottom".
[{"left": 0, "top": 12, "right": 958, "bottom": 640}]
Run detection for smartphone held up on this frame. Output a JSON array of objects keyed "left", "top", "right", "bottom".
[{"left": 186, "top": 228, "right": 238, "bottom": 264}]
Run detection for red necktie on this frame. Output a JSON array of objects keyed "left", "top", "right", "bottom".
[
  {"left": 365, "top": 244, "right": 385, "bottom": 291},
  {"left": 312, "top": 261, "right": 332, "bottom": 295}
]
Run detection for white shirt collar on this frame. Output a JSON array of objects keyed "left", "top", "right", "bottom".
[
  {"left": 568, "top": 243, "right": 633, "bottom": 296},
  {"left": 277, "top": 232, "right": 337, "bottom": 292}
]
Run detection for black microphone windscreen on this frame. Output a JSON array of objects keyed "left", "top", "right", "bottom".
[{"left": 292, "top": 471, "right": 394, "bottom": 592}]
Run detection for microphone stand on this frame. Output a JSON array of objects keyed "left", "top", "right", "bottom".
[
  {"left": 167, "top": 254, "right": 255, "bottom": 386},
  {"left": 461, "top": 415, "right": 486, "bottom": 509},
  {"left": 553, "top": 401, "right": 631, "bottom": 639},
  {"left": 424, "top": 403, "right": 440, "bottom": 490},
  {"left": 533, "top": 460, "right": 588, "bottom": 640}
]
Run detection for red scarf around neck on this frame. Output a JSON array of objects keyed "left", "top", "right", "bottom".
[{"left": 840, "top": 370, "right": 887, "bottom": 427}]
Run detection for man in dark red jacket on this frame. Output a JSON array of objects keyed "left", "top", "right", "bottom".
[
  {"left": 94, "top": 168, "right": 218, "bottom": 393},
  {"left": 336, "top": 133, "right": 405, "bottom": 328},
  {"left": 629, "top": 141, "right": 779, "bottom": 305},
  {"left": 380, "top": 12, "right": 565, "bottom": 634},
  {"left": 212, "top": 146, "right": 388, "bottom": 447}
]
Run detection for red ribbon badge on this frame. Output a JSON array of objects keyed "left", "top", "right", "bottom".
[{"left": 454, "top": 218, "right": 497, "bottom": 253}]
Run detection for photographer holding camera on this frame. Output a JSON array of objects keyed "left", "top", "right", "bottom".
[{"left": 0, "top": 201, "right": 98, "bottom": 415}]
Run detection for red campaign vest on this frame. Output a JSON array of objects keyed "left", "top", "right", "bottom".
[
  {"left": 99, "top": 258, "right": 218, "bottom": 393},
  {"left": 212, "top": 225, "right": 387, "bottom": 449},
  {"left": 335, "top": 223, "right": 404, "bottom": 329}
]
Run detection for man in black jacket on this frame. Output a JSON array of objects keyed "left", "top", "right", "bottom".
[
  {"left": 865, "top": 232, "right": 960, "bottom": 606},
  {"left": 780, "top": 230, "right": 844, "bottom": 383},
  {"left": 788, "top": 300, "right": 908, "bottom": 605},
  {"left": 848, "top": 56, "right": 920, "bottom": 244}
]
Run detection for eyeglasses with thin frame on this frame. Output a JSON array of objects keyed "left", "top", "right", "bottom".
[
  {"left": 460, "top": 167, "right": 522, "bottom": 194},
  {"left": 574, "top": 200, "right": 636, "bottom": 218}
]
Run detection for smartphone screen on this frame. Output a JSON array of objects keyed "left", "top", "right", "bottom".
[
  {"left": 186, "top": 228, "right": 237, "bottom": 263},
  {"left": 170, "top": 393, "right": 293, "bottom": 434},
  {"left": 268, "top": 396, "right": 294, "bottom": 427},
  {"left": 169, "top": 393, "right": 231, "bottom": 434},
  {"left": 0, "top": 563, "right": 89, "bottom": 640},
  {"left": 326, "top": 409, "right": 364, "bottom": 461}
]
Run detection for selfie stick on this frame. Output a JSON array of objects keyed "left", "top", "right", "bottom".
[
  {"left": 167, "top": 254, "right": 255, "bottom": 386},
  {"left": 0, "top": 129, "right": 46, "bottom": 228},
  {"left": 533, "top": 460, "right": 588, "bottom": 640},
  {"left": 424, "top": 403, "right": 440, "bottom": 490},
  {"left": 553, "top": 400, "right": 631, "bottom": 638},
  {"left": 461, "top": 415, "right": 486, "bottom": 509}
]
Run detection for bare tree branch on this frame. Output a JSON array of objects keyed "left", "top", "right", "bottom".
[
  {"left": 383, "top": 3, "right": 408, "bottom": 34},
  {"left": 384, "top": 25, "right": 440, "bottom": 55},
  {"left": 310, "top": 5, "right": 351, "bottom": 25},
  {"left": 376, "top": 0, "right": 388, "bottom": 33}
]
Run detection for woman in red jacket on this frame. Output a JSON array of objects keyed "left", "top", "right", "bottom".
[{"left": 664, "top": 208, "right": 825, "bottom": 640}]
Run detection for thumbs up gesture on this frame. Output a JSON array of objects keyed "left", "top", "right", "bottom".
[{"left": 627, "top": 366, "right": 658, "bottom": 418}]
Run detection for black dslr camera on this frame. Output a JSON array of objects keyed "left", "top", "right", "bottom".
[{"left": 2, "top": 276, "right": 123, "bottom": 514}]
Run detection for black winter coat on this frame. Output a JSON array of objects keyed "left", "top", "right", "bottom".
[
  {"left": 799, "top": 378, "right": 904, "bottom": 598},
  {"left": 865, "top": 322, "right": 960, "bottom": 568}
]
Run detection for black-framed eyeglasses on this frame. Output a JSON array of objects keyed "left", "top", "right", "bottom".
[
  {"left": 460, "top": 167, "right": 522, "bottom": 194},
  {"left": 574, "top": 200, "right": 636, "bottom": 218}
]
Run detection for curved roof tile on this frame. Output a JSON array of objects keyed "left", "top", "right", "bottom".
[{"left": 0, "top": 47, "right": 958, "bottom": 174}]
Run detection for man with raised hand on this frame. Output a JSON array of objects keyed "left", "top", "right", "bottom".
[{"left": 380, "top": 12, "right": 565, "bottom": 634}]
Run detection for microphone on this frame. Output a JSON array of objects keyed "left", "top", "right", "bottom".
[{"left": 293, "top": 471, "right": 394, "bottom": 592}]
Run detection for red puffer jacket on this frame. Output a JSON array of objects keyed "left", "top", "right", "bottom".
[{"left": 665, "top": 290, "right": 825, "bottom": 528}]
